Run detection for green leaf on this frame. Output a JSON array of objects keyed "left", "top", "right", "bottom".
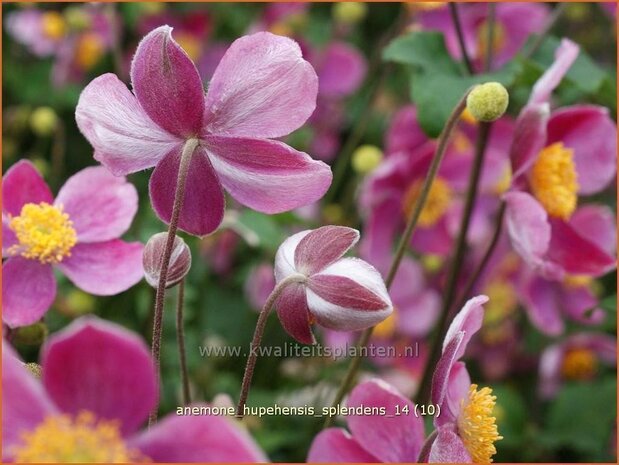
[
  {"left": 600, "top": 294, "right": 616, "bottom": 313},
  {"left": 237, "top": 210, "right": 285, "bottom": 252},
  {"left": 383, "top": 31, "right": 462, "bottom": 74}
]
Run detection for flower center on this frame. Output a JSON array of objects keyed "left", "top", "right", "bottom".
[
  {"left": 458, "top": 384, "right": 503, "bottom": 463},
  {"left": 373, "top": 312, "right": 397, "bottom": 339},
  {"left": 529, "top": 142, "right": 579, "bottom": 220},
  {"left": 563, "top": 273, "right": 593, "bottom": 289},
  {"left": 11, "top": 411, "right": 147, "bottom": 463},
  {"left": 481, "top": 281, "right": 517, "bottom": 344},
  {"left": 402, "top": 177, "right": 452, "bottom": 227},
  {"left": 477, "top": 20, "right": 506, "bottom": 57},
  {"left": 42, "top": 11, "right": 67, "bottom": 40},
  {"left": 75, "top": 33, "right": 105, "bottom": 70},
  {"left": 175, "top": 33, "right": 202, "bottom": 62},
  {"left": 8, "top": 202, "right": 77, "bottom": 264},
  {"left": 561, "top": 348, "right": 598, "bottom": 380}
]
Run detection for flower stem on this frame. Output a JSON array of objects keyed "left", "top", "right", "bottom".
[
  {"left": 323, "top": 89, "right": 472, "bottom": 429},
  {"left": 449, "top": 3, "right": 474, "bottom": 75},
  {"left": 415, "top": 121, "right": 492, "bottom": 406},
  {"left": 148, "top": 138, "right": 199, "bottom": 427},
  {"left": 176, "top": 279, "right": 191, "bottom": 406},
  {"left": 236, "top": 273, "right": 307, "bottom": 418}
]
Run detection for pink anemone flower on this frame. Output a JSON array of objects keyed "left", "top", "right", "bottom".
[
  {"left": 505, "top": 39, "right": 617, "bottom": 281},
  {"left": 308, "top": 379, "right": 425, "bottom": 462},
  {"left": 424, "top": 295, "right": 504, "bottom": 463},
  {"left": 538, "top": 332, "right": 617, "bottom": 398},
  {"left": 274, "top": 225, "right": 392, "bottom": 344},
  {"left": 76, "top": 26, "right": 332, "bottom": 237},
  {"left": 3, "top": 317, "right": 266, "bottom": 462},
  {"left": 2, "top": 161, "right": 143, "bottom": 328}
]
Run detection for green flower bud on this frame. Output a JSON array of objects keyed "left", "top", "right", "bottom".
[
  {"left": 466, "top": 82, "right": 509, "bottom": 122},
  {"left": 351, "top": 144, "right": 383, "bottom": 174},
  {"left": 30, "top": 106, "right": 58, "bottom": 136},
  {"left": 333, "top": 2, "right": 367, "bottom": 24},
  {"left": 13, "top": 323, "right": 48, "bottom": 346}
]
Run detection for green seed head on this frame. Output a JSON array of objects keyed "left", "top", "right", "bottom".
[{"left": 466, "top": 82, "right": 509, "bottom": 122}]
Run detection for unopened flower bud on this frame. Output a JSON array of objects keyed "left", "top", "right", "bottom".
[
  {"left": 12, "top": 322, "right": 48, "bottom": 346},
  {"left": 333, "top": 2, "right": 368, "bottom": 24},
  {"left": 143, "top": 232, "right": 192, "bottom": 288},
  {"left": 466, "top": 82, "right": 509, "bottom": 122},
  {"left": 30, "top": 106, "right": 58, "bottom": 136},
  {"left": 351, "top": 144, "right": 383, "bottom": 174},
  {"left": 64, "top": 6, "right": 92, "bottom": 30}
]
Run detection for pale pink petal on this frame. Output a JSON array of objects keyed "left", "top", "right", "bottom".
[
  {"left": 347, "top": 379, "right": 424, "bottom": 462},
  {"left": 431, "top": 332, "right": 464, "bottom": 410},
  {"left": 443, "top": 295, "right": 487, "bottom": 359},
  {"left": 307, "top": 428, "right": 379, "bottom": 462},
  {"left": 131, "top": 26, "right": 205, "bottom": 137},
  {"left": 274, "top": 230, "right": 310, "bottom": 281},
  {"left": 440, "top": 362, "right": 471, "bottom": 428},
  {"left": 275, "top": 284, "right": 315, "bottom": 344},
  {"left": 2, "top": 341, "right": 58, "bottom": 456},
  {"left": 569, "top": 205, "right": 616, "bottom": 255},
  {"left": 510, "top": 104, "right": 550, "bottom": 181},
  {"left": 149, "top": 146, "right": 225, "bottom": 237},
  {"left": 203, "top": 32, "right": 318, "bottom": 138},
  {"left": 2, "top": 160, "right": 53, "bottom": 216},
  {"left": 316, "top": 42, "right": 367, "bottom": 97},
  {"left": 2, "top": 219, "right": 17, "bottom": 257},
  {"left": 520, "top": 275, "right": 564, "bottom": 336},
  {"left": 42, "top": 318, "right": 157, "bottom": 435},
  {"left": 561, "top": 285, "right": 604, "bottom": 326},
  {"left": 131, "top": 407, "right": 267, "bottom": 462},
  {"left": 54, "top": 166, "right": 138, "bottom": 243},
  {"left": 307, "top": 258, "right": 392, "bottom": 331},
  {"left": 428, "top": 427, "right": 472, "bottom": 463},
  {"left": 205, "top": 135, "right": 331, "bottom": 214},
  {"left": 295, "top": 225, "right": 359, "bottom": 275},
  {"left": 538, "top": 342, "right": 563, "bottom": 398},
  {"left": 57, "top": 240, "right": 143, "bottom": 295},
  {"left": 547, "top": 105, "right": 617, "bottom": 195},
  {"left": 529, "top": 39, "right": 579, "bottom": 105},
  {"left": 2, "top": 258, "right": 55, "bottom": 328}
]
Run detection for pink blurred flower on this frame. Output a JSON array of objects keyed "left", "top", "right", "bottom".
[
  {"left": 2, "top": 161, "right": 143, "bottom": 328},
  {"left": 244, "top": 263, "right": 276, "bottom": 311},
  {"left": 539, "top": 332, "right": 616, "bottom": 398},
  {"left": 76, "top": 27, "right": 331, "bottom": 237},
  {"left": 2, "top": 317, "right": 266, "bottom": 462},
  {"left": 274, "top": 226, "right": 392, "bottom": 344},
  {"left": 308, "top": 379, "right": 425, "bottom": 462},
  {"left": 418, "top": 2, "right": 549, "bottom": 71},
  {"left": 505, "top": 39, "right": 616, "bottom": 280}
]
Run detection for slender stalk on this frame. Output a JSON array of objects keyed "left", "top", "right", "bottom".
[
  {"left": 449, "top": 3, "right": 474, "bottom": 74},
  {"left": 148, "top": 138, "right": 199, "bottom": 426},
  {"left": 323, "top": 89, "right": 472, "bottom": 429},
  {"left": 523, "top": 3, "right": 566, "bottom": 60},
  {"left": 415, "top": 122, "right": 492, "bottom": 405},
  {"left": 176, "top": 279, "right": 191, "bottom": 406},
  {"left": 236, "top": 273, "right": 307, "bottom": 418}
]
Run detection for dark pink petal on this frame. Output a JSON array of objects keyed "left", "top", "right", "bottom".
[
  {"left": 307, "top": 258, "right": 392, "bottom": 331},
  {"left": 2, "top": 219, "right": 17, "bottom": 257},
  {"left": 428, "top": 427, "right": 472, "bottom": 463},
  {"left": 42, "top": 317, "right": 157, "bottom": 436},
  {"left": 510, "top": 104, "right": 550, "bottom": 181},
  {"left": 57, "top": 240, "right": 143, "bottom": 295},
  {"left": 274, "top": 230, "right": 309, "bottom": 281},
  {"left": 529, "top": 38, "right": 579, "bottom": 105},
  {"left": 2, "top": 258, "right": 55, "bottom": 328},
  {"left": 547, "top": 105, "right": 617, "bottom": 195},
  {"left": 431, "top": 332, "right": 464, "bottom": 409},
  {"left": 149, "top": 146, "right": 225, "bottom": 237},
  {"left": 294, "top": 225, "right": 359, "bottom": 275},
  {"left": 548, "top": 219, "right": 616, "bottom": 277},
  {"left": 275, "top": 284, "right": 315, "bottom": 344},
  {"left": 307, "top": 428, "right": 379, "bottom": 462},
  {"left": 561, "top": 285, "right": 604, "bottom": 326},
  {"left": 131, "top": 26, "right": 205, "bottom": 137},
  {"left": 205, "top": 135, "right": 331, "bottom": 213},
  {"left": 130, "top": 406, "right": 267, "bottom": 462},
  {"left": 54, "top": 166, "right": 138, "bottom": 243},
  {"left": 442, "top": 295, "right": 487, "bottom": 360},
  {"left": 2, "top": 160, "right": 53, "bottom": 216},
  {"left": 76, "top": 73, "right": 181, "bottom": 176},
  {"left": 385, "top": 105, "right": 428, "bottom": 155},
  {"left": 2, "top": 341, "right": 58, "bottom": 455},
  {"left": 203, "top": 32, "right": 318, "bottom": 139},
  {"left": 359, "top": 200, "right": 401, "bottom": 270},
  {"left": 316, "top": 42, "right": 367, "bottom": 97},
  {"left": 569, "top": 205, "right": 616, "bottom": 255},
  {"left": 520, "top": 275, "right": 564, "bottom": 336},
  {"left": 347, "top": 379, "right": 424, "bottom": 462}
]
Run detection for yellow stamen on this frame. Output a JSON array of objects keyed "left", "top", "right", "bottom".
[
  {"left": 421, "top": 254, "right": 444, "bottom": 273},
  {"left": 41, "top": 11, "right": 66, "bottom": 40},
  {"left": 8, "top": 202, "right": 77, "bottom": 264},
  {"left": 373, "top": 312, "right": 397, "bottom": 339},
  {"left": 562, "top": 274, "right": 592, "bottom": 289},
  {"left": 481, "top": 280, "right": 517, "bottom": 344},
  {"left": 529, "top": 142, "right": 579, "bottom": 220},
  {"left": 175, "top": 32, "right": 202, "bottom": 62},
  {"left": 402, "top": 177, "right": 452, "bottom": 227},
  {"left": 452, "top": 130, "right": 473, "bottom": 154},
  {"left": 477, "top": 21, "right": 506, "bottom": 58},
  {"left": 493, "top": 165, "right": 512, "bottom": 195},
  {"left": 458, "top": 384, "right": 503, "bottom": 463},
  {"left": 75, "top": 33, "right": 105, "bottom": 70},
  {"left": 12, "top": 411, "right": 147, "bottom": 463},
  {"left": 461, "top": 108, "right": 478, "bottom": 125},
  {"left": 561, "top": 348, "right": 598, "bottom": 380}
]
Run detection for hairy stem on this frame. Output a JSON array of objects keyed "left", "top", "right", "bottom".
[
  {"left": 176, "top": 279, "right": 191, "bottom": 406},
  {"left": 236, "top": 273, "right": 307, "bottom": 418},
  {"left": 323, "top": 89, "right": 472, "bottom": 429},
  {"left": 449, "top": 3, "right": 474, "bottom": 74},
  {"left": 149, "top": 138, "right": 199, "bottom": 426}
]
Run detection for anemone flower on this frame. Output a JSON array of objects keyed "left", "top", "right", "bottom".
[
  {"left": 76, "top": 26, "right": 332, "bottom": 237},
  {"left": 2, "top": 161, "right": 143, "bottom": 328},
  {"left": 3, "top": 317, "right": 267, "bottom": 463},
  {"left": 274, "top": 225, "right": 392, "bottom": 344}
]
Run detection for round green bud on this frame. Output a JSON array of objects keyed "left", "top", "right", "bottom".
[
  {"left": 13, "top": 323, "right": 48, "bottom": 346},
  {"left": 466, "top": 82, "right": 509, "bottom": 122},
  {"left": 64, "top": 6, "right": 91, "bottom": 30},
  {"left": 30, "top": 106, "right": 58, "bottom": 136},
  {"left": 351, "top": 144, "right": 383, "bottom": 175},
  {"left": 333, "top": 2, "right": 368, "bottom": 25}
]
